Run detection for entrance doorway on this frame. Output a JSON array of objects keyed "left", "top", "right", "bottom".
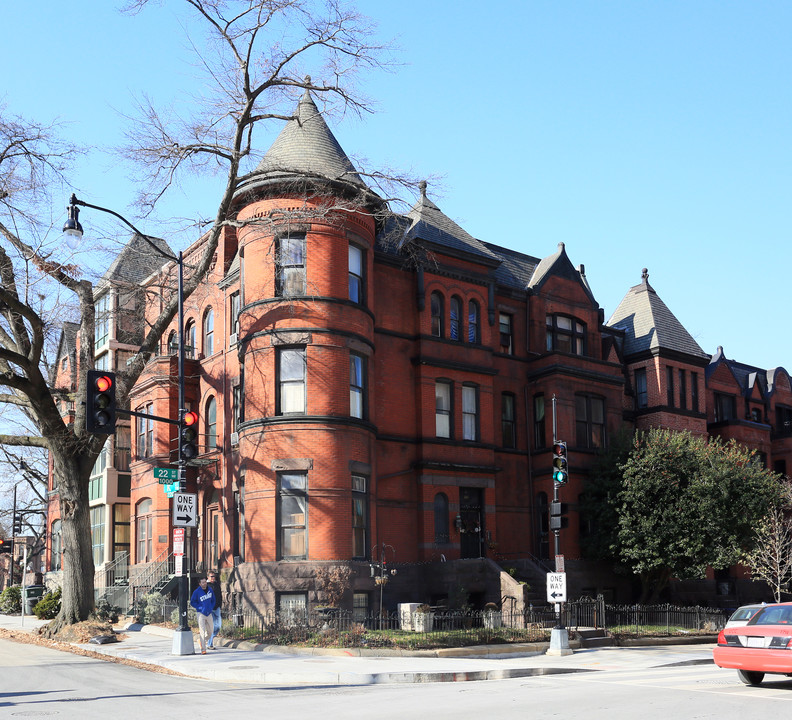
[{"left": 459, "top": 487, "right": 484, "bottom": 559}]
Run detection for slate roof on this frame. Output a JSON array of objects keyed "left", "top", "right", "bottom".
[
  {"left": 236, "top": 89, "right": 368, "bottom": 198},
  {"left": 98, "top": 233, "right": 174, "bottom": 291},
  {"left": 705, "top": 346, "right": 791, "bottom": 399},
  {"left": 50, "top": 321, "right": 79, "bottom": 386},
  {"left": 402, "top": 183, "right": 500, "bottom": 265},
  {"left": 482, "top": 241, "right": 540, "bottom": 289},
  {"left": 606, "top": 269, "right": 709, "bottom": 359},
  {"left": 527, "top": 242, "right": 597, "bottom": 304}
]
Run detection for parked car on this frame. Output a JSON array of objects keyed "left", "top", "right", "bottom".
[
  {"left": 725, "top": 603, "right": 766, "bottom": 629},
  {"left": 714, "top": 603, "right": 792, "bottom": 685}
]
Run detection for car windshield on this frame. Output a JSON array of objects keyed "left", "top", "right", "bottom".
[
  {"left": 750, "top": 606, "right": 792, "bottom": 626},
  {"left": 729, "top": 607, "right": 759, "bottom": 622}
]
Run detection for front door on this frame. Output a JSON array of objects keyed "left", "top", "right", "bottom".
[{"left": 459, "top": 487, "right": 484, "bottom": 559}]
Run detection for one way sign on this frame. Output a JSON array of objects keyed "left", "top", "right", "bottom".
[
  {"left": 172, "top": 492, "right": 198, "bottom": 528},
  {"left": 546, "top": 572, "right": 567, "bottom": 603}
]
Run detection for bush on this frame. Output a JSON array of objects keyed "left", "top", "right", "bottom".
[
  {"left": 0, "top": 585, "right": 22, "bottom": 614},
  {"left": 170, "top": 605, "right": 197, "bottom": 627},
  {"left": 94, "top": 596, "right": 118, "bottom": 624},
  {"left": 33, "top": 588, "right": 61, "bottom": 620}
]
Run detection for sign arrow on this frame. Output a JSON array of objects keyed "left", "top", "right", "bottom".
[
  {"left": 176, "top": 515, "right": 193, "bottom": 524},
  {"left": 550, "top": 591, "right": 563, "bottom": 599}
]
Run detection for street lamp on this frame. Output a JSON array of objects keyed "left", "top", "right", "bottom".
[{"left": 62, "top": 194, "right": 194, "bottom": 655}]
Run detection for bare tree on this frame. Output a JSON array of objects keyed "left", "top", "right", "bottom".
[
  {"left": 0, "top": 0, "right": 396, "bottom": 633},
  {"left": 744, "top": 502, "right": 792, "bottom": 603}
]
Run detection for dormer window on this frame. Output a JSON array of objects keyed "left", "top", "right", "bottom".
[{"left": 546, "top": 314, "right": 585, "bottom": 355}]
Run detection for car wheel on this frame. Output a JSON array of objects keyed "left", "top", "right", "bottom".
[{"left": 737, "top": 670, "right": 765, "bottom": 686}]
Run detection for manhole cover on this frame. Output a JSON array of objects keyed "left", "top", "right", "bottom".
[{"left": 229, "top": 665, "right": 257, "bottom": 670}]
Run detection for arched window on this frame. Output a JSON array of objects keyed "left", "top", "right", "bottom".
[
  {"left": 185, "top": 320, "right": 196, "bottom": 359},
  {"left": 166, "top": 330, "right": 177, "bottom": 355},
  {"left": 205, "top": 396, "right": 217, "bottom": 451},
  {"left": 203, "top": 307, "right": 214, "bottom": 357},
  {"left": 468, "top": 300, "right": 480, "bottom": 343},
  {"left": 136, "top": 498, "right": 153, "bottom": 563},
  {"left": 433, "top": 493, "right": 449, "bottom": 544},
  {"left": 430, "top": 292, "right": 443, "bottom": 337},
  {"left": 449, "top": 296, "right": 462, "bottom": 341}
]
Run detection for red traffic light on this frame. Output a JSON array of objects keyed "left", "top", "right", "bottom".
[
  {"left": 183, "top": 410, "right": 198, "bottom": 426},
  {"left": 94, "top": 375, "right": 113, "bottom": 393}
]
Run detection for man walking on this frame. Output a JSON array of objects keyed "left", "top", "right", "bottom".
[
  {"left": 207, "top": 571, "right": 222, "bottom": 649},
  {"left": 189, "top": 576, "right": 215, "bottom": 654}
]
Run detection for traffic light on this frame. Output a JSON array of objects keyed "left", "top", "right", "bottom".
[
  {"left": 550, "top": 501, "right": 569, "bottom": 531},
  {"left": 12, "top": 513, "right": 21, "bottom": 535},
  {"left": 180, "top": 410, "right": 199, "bottom": 461},
  {"left": 552, "top": 441, "right": 568, "bottom": 484},
  {"left": 0, "top": 538, "right": 12, "bottom": 554},
  {"left": 86, "top": 370, "right": 117, "bottom": 434}
]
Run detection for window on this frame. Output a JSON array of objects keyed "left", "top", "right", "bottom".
[
  {"left": 349, "top": 244, "right": 363, "bottom": 303},
  {"left": 136, "top": 403, "right": 153, "bottom": 458},
  {"left": 534, "top": 394, "right": 546, "bottom": 449},
  {"left": 430, "top": 292, "right": 443, "bottom": 337},
  {"left": 350, "top": 353, "right": 366, "bottom": 419},
  {"left": 546, "top": 314, "right": 585, "bottom": 355},
  {"left": 714, "top": 393, "right": 737, "bottom": 422},
  {"left": 91, "top": 505, "right": 105, "bottom": 566},
  {"left": 777, "top": 406, "right": 792, "bottom": 435},
  {"left": 502, "top": 393, "right": 516, "bottom": 449},
  {"left": 276, "top": 233, "right": 306, "bottom": 296},
  {"left": 136, "top": 498, "right": 153, "bottom": 563},
  {"left": 113, "top": 504, "right": 130, "bottom": 560},
  {"left": 89, "top": 475, "right": 103, "bottom": 502},
  {"left": 278, "top": 348, "right": 306, "bottom": 414},
  {"left": 433, "top": 493, "right": 449, "bottom": 544},
  {"left": 450, "top": 296, "right": 462, "bottom": 341},
  {"left": 499, "top": 313, "right": 513, "bottom": 354},
  {"left": 679, "top": 370, "right": 687, "bottom": 410},
  {"left": 167, "top": 330, "right": 177, "bottom": 355},
  {"left": 203, "top": 308, "right": 214, "bottom": 356},
  {"left": 232, "top": 385, "right": 242, "bottom": 432},
  {"left": 95, "top": 352, "right": 109, "bottom": 371},
  {"left": 353, "top": 592, "right": 369, "bottom": 622},
  {"left": 691, "top": 372, "right": 699, "bottom": 412},
  {"left": 277, "top": 592, "right": 307, "bottom": 626},
  {"left": 229, "top": 291, "right": 240, "bottom": 336},
  {"left": 463, "top": 384, "right": 478, "bottom": 441},
  {"left": 468, "top": 300, "right": 480, "bottom": 344},
  {"left": 205, "top": 396, "right": 217, "bottom": 451},
  {"left": 576, "top": 394, "right": 605, "bottom": 449},
  {"left": 666, "top": 366, "right": 675, "bottom": 407},
  {"left": 95, "top": 292, "right": 111, "bottom": 350},
  {"left": 435, "top": 381, "right": 452, "bottom": 438},
  {"left": 279, "top": 472, "right": 307, "bottom": 559},
  {"left": 635, "top": 368, "right": 648, "bottom": 409},
  {"left": 185, "top": 321, "right": 196, "bottom": 359},
  {"left": 751, "top": 407, "right": 763, "bottom": 423},
  {"left": 50, "top": 520, "right": 62, "bottom": 571},
  {"left": 352, "top": 475, "right": 367, "bottom": 558}
]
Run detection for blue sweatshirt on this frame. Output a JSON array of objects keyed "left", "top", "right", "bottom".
[{"left": 190, "top": 585, "right": 215, "bottom": 616}]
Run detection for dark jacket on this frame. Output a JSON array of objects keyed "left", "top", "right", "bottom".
[{"left": 209, "top": 578, "right": 222, "bottom": 610}]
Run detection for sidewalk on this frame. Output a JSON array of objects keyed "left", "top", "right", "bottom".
[{"left": 0, "top": 614, "right": 716, "bottom": 686}]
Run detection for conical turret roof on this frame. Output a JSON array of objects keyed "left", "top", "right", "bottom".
[{"left": 235, "top": 89, "right": 368, "bottom": 198}]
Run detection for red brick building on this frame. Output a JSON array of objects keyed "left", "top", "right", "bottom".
[{"left": 47, "top": 91, "right": 792, "bottom": 612}]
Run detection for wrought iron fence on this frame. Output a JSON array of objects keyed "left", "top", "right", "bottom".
[{"left": 135, "top": 596, "right": 726, "bottom": 649}]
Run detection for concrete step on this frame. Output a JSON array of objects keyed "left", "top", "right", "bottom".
[{"left": 575, "top": 628, "right": 614, "bottom": 648}]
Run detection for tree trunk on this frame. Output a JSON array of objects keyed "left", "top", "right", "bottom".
[
  {"left": 638, "top": 567, "right": 672, "bottom": 605},
  {"left": 44, "top": 443, "right": 95, "bottom": 636}
]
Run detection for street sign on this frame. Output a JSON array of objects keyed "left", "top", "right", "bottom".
[
  {"left": 163, "top": 481, "right": 179, "bottom": 497},
  {"left": 172, "top": 492, "right": 198, "bottom": 528},
  {"left": 173, "top": 527, "right": 185, "bottom": 556},
  {"left": 555, "top": 554, "right": 565, "bottom": 573},
  {"left": 154, "top": 467, "right": 179, "bottom": 483},
  {"left": 547, "top": 572, "right": 567, "bottom": 603}
]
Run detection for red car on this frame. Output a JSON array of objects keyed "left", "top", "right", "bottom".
[{"left": 714, "top": 602, "right": 792, "bottom": 685}]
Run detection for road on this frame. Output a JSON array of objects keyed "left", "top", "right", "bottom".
[{"left": 2, "top": 638, "right": 792, "bottom": 719}]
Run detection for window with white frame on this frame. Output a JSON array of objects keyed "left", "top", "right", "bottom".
[
  {"left": 277, "top": 592, "right": 307, "bottom": 626},
  {"left": 203, "top": 307, "right": 214, "bottom": 356},
  {"left": 546, "top": 314, "right": 585, "bottom": 355},
  {"left": 136, "top": 403, "right": 153, "bottom": 458},
  {"left": 95, "top": 292, "right": 111, "bottom": 350},
  {"left": 91, "top": 505, "right": 105, "bottom": 566},
  {"left": 499, "top": 313, "right": 513, "bottom": 354},
  {"left": 349, "top": 244, "right": 364, "bottom": 303},
  {"left": 278, "top": 348, "right": 306, "bottom": 414},
  {"left": 352, "top": 475, "right": 367, "bottom": 558},
  {"left": 205, "top": 396, "right": 217, "bottom": 451}
]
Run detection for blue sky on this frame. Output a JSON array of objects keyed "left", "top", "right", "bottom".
[{"left": 2, "top": 1, "right": 790, "bottom": 371}]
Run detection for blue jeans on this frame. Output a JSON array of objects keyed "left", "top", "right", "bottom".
[{"left": 209, "top": 607, "right": 221, "bottom": 647}]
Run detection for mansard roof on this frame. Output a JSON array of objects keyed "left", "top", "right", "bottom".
[
  {"left": 527, "top": 242, "right": 597, "bottom": 304},
  {"left": 707, "top": 346, "right": 792, "bottom": 399},
  {"left": 235, "top": 88, "right": 368, "bottom": 199},
  {"left": 402, "top": 183, "right": 500, "bottom": 265},
  {"left": 98, "top": 233, "right": 173, "bottom": 291},
  {"left": 607, "top": 269, "right": 709, "bottom": 360}
]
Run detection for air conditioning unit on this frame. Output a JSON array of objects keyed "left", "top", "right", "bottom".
[
  {"left": 229, "top": 332, "right": 238, "bottom": 346},
  {"left": 230, "top": 431, "right": 239, "bottom": 446}
]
